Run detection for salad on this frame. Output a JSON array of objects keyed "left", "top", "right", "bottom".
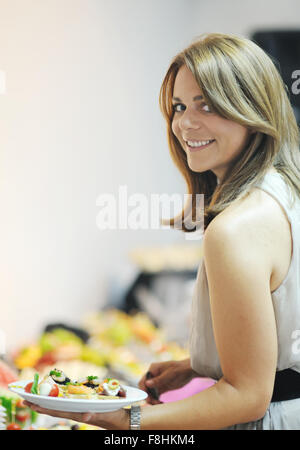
[{"left": 24, "top": 368, "right": 127, "bottom": 400}]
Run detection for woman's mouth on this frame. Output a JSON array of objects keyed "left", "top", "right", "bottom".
[{"left": 185, "top": 139, "right": 215, "bottom": 152}]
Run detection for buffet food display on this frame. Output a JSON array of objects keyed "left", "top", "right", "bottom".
[{"left": 12, "top": 309, "right": 188, "bottom": 381}]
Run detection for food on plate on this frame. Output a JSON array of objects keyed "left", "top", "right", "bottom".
[
  {"left": 66, "top": 384, "right": 94, "bottom": 395},
  {"left": 100, "top": 378, "right": 126, "bottom": 397},
  {"left": 39, "top": 376, "right": 59, "bottom": 397},
  {"left": 78, "top": 375, "right": 102, "bottom": 388},
  {"left": 49, "top": 368, "right": 71, "bottom": 385},
  {"left": 23, "top": 368, "right": 127, "bottom": 399}
]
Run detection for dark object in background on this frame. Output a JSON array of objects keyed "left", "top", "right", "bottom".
[
  {"left": 251, "top": 29, "right": 300, "bottom": 127},
  {"left": 43, "top": 323, "right": 90, "bottom": 343},
  {"left": 120, "top": 269, "right": 197, "bottom": 327},
  {"left": 121, "top": 272, "right": 154, "bottom": 316}
]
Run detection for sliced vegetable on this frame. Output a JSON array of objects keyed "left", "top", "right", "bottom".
[
  {"left": 31, "top": 373, "right": 39, "bottom": 395},
  {"left": 48, "top": 384, "right": 59, "bottom": 397},
  {"left": 7, "top": 423, "right": 22, "bottom": 430},
  {"left": 24, "top": 382, "right": 33, "bottom": 393},
  {"left": 50, "top": 369, "right": 61, "bottom": 377},
  {"left": 103, "top": 378, "right": 112, "bottom": 383}
]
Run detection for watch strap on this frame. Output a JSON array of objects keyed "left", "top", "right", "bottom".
[{"left": 130, "top": 405, "right": 141, "bottom": 430}]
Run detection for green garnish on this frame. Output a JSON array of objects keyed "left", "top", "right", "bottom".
[
  {"left": 87, "top": 376, "right": 98, "bottom": 381},
  {"left": 31, "top": 373, "right": 39, "bottom": 395},
  {"left": 50, "top": 369, "right": 61, "bottom": 377}
]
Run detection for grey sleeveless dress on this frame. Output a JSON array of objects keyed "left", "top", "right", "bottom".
[{"left": 189, "top": 170, "right": 300, "bottom": 429}]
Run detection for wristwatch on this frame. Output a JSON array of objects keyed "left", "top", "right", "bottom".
[{"left": 130, "top": 405, "right": 141, "bottom": 430}]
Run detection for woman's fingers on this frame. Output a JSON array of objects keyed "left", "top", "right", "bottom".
[
  {"left": 23, "top": 401, "right": 92, "bottom": 424},
  {"left": 23, "top": 401, "right": 129, "bottom": 430},
  {"left": 138, "top": 374, "right": 147, "bottom": 391}
]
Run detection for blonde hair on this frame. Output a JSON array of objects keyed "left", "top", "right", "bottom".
[{"left": 160, "top": 33, "right": 300, "bottom": 232}]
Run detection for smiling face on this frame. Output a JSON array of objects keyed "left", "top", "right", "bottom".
[{"left": 171, "top": 65, "right": 251, "bottom": 182}]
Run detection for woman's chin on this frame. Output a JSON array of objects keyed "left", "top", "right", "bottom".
[{"left": 187, "top": 160, "right": 209, "bottom": 173}]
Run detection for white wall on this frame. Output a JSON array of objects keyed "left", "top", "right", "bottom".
[
  {"left": 0, "top": 0, "right": 299, "bottom": 354},
  {"left": 0, "top": 0, "right": 201, "bottom": 353},
  {"left": 193, "top": 0, "right": 300, "bottom": 36}
]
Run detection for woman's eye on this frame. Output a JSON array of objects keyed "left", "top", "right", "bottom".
[
  {"left": 172, "top": 103, "right": 185, "bottom": 113},
  {"left": 199, "top": 102, "right": 212, "bottom": 113},
  {"left": 202, "top": 104, "right": 211, "bottom": 112}
]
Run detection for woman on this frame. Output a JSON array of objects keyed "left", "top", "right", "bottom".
[{"left": 25, "top": 33, "right": 300, "bottom": 429}]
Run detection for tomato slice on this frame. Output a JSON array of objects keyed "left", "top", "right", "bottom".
[
  {"left": 7, "top": 423, "right": 22, "bottom": 430},
  {"left": 24, "top": 382, "right": 33, "bottom": 393},
  {"left": 16, "top": 412, "right": 30, "bottom": 422},
  {"left": 48, "top": 384, "right": 59, "bottom": 397}
]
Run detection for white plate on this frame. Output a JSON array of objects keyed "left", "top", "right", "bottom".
[{"left": 8, "top": 380, "right": 148, "bottom": 413}]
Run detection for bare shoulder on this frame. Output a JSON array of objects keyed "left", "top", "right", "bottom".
[
  {"left": 204, "top": 186, "right": 292, "bottom": 290},
  {"left": 207, "top": 186, "right": 288, "bottom": 235}
]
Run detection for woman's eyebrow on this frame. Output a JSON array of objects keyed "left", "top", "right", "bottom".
[{"left": 172, "top": 95, "right": 204, "bottom": 102}]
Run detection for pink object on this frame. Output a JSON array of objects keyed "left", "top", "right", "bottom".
[
  {"left": 160, "top": 377, "right": 216, "bottom": 403},
  {"left": 0, "top": 360, "right": 18, "bottom": 387}
]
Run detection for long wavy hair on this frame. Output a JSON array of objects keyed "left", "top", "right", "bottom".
[{"left": 160, "top": 33, "right": 300, "bottom": 233}]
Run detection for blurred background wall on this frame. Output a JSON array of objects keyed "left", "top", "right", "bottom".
[{"left": 0, "top": 0, "right": 299, "bottom": 353}]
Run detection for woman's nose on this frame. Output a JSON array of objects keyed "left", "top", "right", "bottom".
[{"left": 179, "top": 108, "right": 201, "bottom": 130}]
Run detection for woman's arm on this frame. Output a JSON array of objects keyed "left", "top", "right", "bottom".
[{"left": 139, "top": 215, "right": 278, "bottom": 429}]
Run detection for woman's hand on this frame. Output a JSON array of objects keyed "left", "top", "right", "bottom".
[
  {"left": 23, "top": 401, "right": 130, "bottom": 430},
  {"left": 138, "top": 359, "right": 197, "bottom": 405}
]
